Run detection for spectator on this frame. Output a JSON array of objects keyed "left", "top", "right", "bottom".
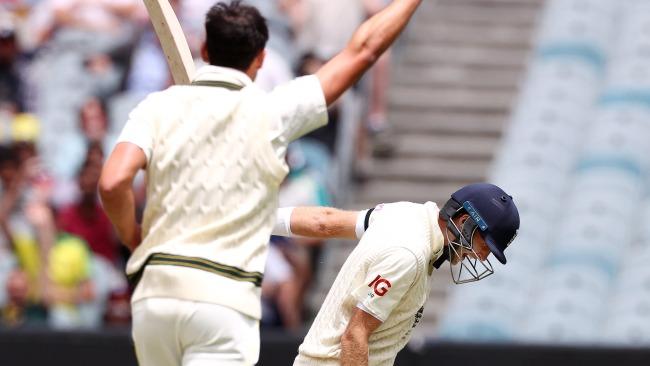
[
  {"left": 0, "top": 141, "right": 51, "bottom": 254},
  {"left": 296, "top": 53, "right": 340, "bottom": 154},
  {"left": 285, "top": 0, "right": 365, "bottom": 60},
  {"left": 25, "top": 1, "right": 141, "bottom": 144},
  {"left": 28, "top": 0, "right": 143, "bottom": 54},
  {"left": 2, "top": 266, "right": 47, "bottom": 327},
  {"left": 261, "top": 237, "right": 297, "bottom": 330},
  {"left": 125, "top": 0, "right": 180, "bottom": 95},
  {"left": 125, "top": 27, "right": 172, "bottom": 95},
  {"left": 10, "top": 113, "right": 54, "bottom": 206},
  {"left": 178, "top": 0, "right": 214, "bottom": 57},
  {"left": 1, "top": 145, "right": 114, "bottom": 329},
  {"left": 0, "top": 11, "right": 26, "bottom": 113},
  {"left": 45, "top": 234, "right": 113, "bottom": 329},
  {"left": 56, "top": 158, "right": 120, "bottom": 265},
  {"left": 246, "top": 0, "right": 298, "bottom": 65},
  {"left": 84, "top": 141, "right": 105, "bottom": 170},
  {"left": 79, "top": 97, "right": 110, "bottom": 150},
  {"left": 0, "top": 118, "right": 59, "bottom": 328},
  {"left": 0, "top": 193, "right": 56, "bottom": 328},
  {"left": 285, "top": 0, "right": 394, "bottom": 159},
  {"left": 1, "top": 232, "right": 112, "bottom": 329},
  {"left": 363, "top": 1, "right": 394, "bottom": 158},
  {"left": 0, "top": 144, "right": 20, "bottom": 251},
  {"left": 47, "top": 96, "right": 109, "bottom": 206}
]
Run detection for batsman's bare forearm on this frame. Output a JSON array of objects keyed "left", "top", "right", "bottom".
[
  {"left": 290, "top": 207, "right": 358, "bottom": 240},
  {"left": 341, "top": 308, "right": 382, "bottom": 366},
  {"left": 341, "top": 325, "right": 370, "bottom": 366},
  {"left": 317, "top": 0, "right": 422, "bottom": 105}
]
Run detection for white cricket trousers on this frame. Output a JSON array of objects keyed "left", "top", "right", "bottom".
[{"left": 132, "top": 297, "right": 260, "bottom": 366}]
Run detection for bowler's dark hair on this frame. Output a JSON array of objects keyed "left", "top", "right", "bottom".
[{"left": 204, "top": 1, "right": 268, "bottom": 71}]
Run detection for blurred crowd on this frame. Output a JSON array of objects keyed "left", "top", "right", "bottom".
[{"left": 0, "top": 0, "right": 391, "bottom": 331}]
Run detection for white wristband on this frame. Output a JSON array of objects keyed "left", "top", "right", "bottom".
[
  {"left": 355, "top": 209, "right": 369, "bottom": 240},
  {"left": 272, "top": 207, "right": 295, "bottom": 237}
]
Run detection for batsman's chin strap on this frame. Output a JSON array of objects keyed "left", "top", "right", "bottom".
[
  {"left": 426, "top": 199, "right": 460, "bottom": 274},
  {"left": 441, "top": 198, "right": 479, "bottom": 249},
  {"left": 428, "top": 246, "right": 449, "bottom": 276},
  {"left": 432, "top": 249, "right": 449, "bottom": 269}
]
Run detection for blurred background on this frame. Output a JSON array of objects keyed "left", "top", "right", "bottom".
[{"left": 1, "top": 0, "right": 650, "bottom": 365}]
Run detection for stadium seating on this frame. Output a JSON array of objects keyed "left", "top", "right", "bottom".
[{"left": 439, "top": 0, "right": 647, "bottom": 344}]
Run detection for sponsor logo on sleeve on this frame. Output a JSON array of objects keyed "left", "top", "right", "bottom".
[{"left": 368, "top": 275, "right": 392, "bottom": 297}]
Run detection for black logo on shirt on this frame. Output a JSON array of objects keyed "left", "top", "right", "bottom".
[
  {"left": 412, "top": 306, "right": 424, "bottom": 329},
  {"left": 402, "top": 306, "right": 425, "bottom": 341}
]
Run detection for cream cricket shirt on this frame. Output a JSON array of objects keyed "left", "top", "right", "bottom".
[
  {"left": 116, "top": 65, "right": 328, "bottom": 319},
  {"left": 294, "top": 202, "right": 445, "bottom": 366}
]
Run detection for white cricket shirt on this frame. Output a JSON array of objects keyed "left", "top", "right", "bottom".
[
  {"left": 294, "top": 202, "right": 445, "bottom": 366},
  {"left": 116, "top": 65, "right": 328, "bottom": 319}
]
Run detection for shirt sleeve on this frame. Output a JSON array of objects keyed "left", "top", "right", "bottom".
[
  {"left": 352, "top": 247, "right": 419, "bottom": 322},
  {"left": 116, "top": 94, "right": 157, "bottom": 163},
  {"left": 267, "top": 75, "right": 328, "bottom": 158}
]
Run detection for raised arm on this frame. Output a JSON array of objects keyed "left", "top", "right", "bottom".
[
  {"left": 98, "top": 142, "right": 147, "bottom": 251},
  {"left": 316, "top": 0, "right": 422, "bottom": 105}
]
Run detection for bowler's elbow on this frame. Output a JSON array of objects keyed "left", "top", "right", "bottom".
[
  {"left": 98, "top": 171, "right": 131, "bottom": 201},
  {"left": 348, "top": 24, "right": 382, "bottom": 64},
  {"left": 347, "top": 42, "right": 380, "bottom": 71}
]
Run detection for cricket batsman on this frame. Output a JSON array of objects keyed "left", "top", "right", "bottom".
[{"left": 273, "top": 183, "right": 520, "bottom": 365}]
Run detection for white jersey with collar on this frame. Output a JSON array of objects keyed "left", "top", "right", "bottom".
[
  {"left": 294, "top": 201, "right": 445, "bottom": 366},
  {"left": 116, "top": 65, "right": 328, "bottom": 319}
]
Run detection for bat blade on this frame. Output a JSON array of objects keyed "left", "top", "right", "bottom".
[{"left": 143, "top": 0, "right": 195, "bottom": 85}]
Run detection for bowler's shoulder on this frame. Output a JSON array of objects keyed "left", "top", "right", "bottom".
[
  {"left": 267, "top": 75, "right": 323, "bottom": 97},
  {"left": 134, "top": 89, "right": 173, "bottom": 108}
]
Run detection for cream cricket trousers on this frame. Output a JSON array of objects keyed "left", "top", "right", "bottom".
[{"left": 132, "top": 297, "right": 260, "bottom": 366}]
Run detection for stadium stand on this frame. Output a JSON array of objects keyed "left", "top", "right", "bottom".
[{"left": 440, "top": 0, "right": 650, "bottom": 347}]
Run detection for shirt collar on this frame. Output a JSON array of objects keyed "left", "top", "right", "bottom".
[
  {"left": 192, "top": 65, "right": 254, "bottom": 88},
  {"left": 424, "top": 201, "right": 446, "bottom": 274}
]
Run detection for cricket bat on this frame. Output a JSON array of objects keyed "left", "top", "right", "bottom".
[{"left": 143, "top": 0, "right": 196, "bottom": 85}]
